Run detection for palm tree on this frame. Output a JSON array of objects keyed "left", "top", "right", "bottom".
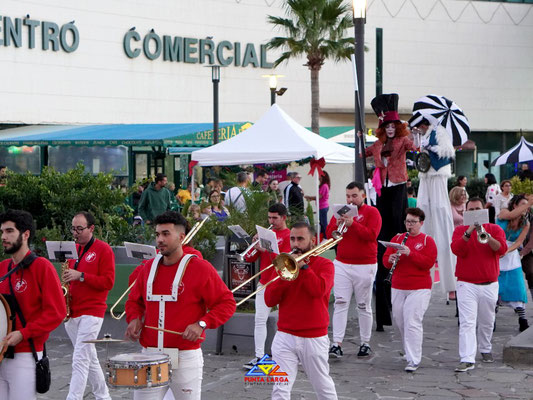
[{"left": 267, "top": 0, "right": 354, "bottom": 134}]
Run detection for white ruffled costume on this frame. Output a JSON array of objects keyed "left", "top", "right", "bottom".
[{"left": 417, "top": 125, "right": 457, "bottom": 294}]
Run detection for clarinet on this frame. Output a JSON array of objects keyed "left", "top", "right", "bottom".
[{"left": 384, "top": 232, "right": 410, "bottom": 285}]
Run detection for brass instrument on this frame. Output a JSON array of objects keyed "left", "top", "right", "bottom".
[
  {"left": 109, "top": 218, "right": 207, "bottom": 320},
  {"left": 236, "top": 225, "right": 273, "bottom": 262},
  {"left": 475, "top": 223, "right": 490, "bottom": 244},
  {"left": 61, "top": 260, "right": 71, "bottom": 322},
  {"left": 235, "top": 229, "right": 345, "bottom": 306},
  {"left": 182, "top": 217, "right": 209, "bottom": 246}
]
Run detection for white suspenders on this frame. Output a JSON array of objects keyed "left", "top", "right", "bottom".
[{"left": 146, "top": 253, "right": 196, "bottom": 350}]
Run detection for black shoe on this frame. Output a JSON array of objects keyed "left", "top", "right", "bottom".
[
  {"left": 519, "top": 318, "right": 529, "bottom": 332},
  {"left": 329, "top": 345, "right": 343, "bottom": 359},
  {"left": 376, "top": 325, "right": 384, "bottom": 332},
  {"left": 357, "top": 344, "right": 371, "bottom": 357}
]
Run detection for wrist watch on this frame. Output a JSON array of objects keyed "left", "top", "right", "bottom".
[
  {"left": 79, "top": 272, "right": 85, "bottom": 282},
  {"left": 300, "top": 264, "right": 309, "bottom": 270},
  {"left": 198, "top": 320, "right": 207, "bottom": 330},
  {"left": 463, "top": 232, "right": 471, "bottom": 239}
]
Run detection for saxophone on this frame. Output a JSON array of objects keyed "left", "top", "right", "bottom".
[{"left": 61, "top": 260, "right": 71, "bottom": 322}]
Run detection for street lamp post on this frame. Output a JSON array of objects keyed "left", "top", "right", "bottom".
[
  {"left": 353, "top": 0, "right": 366, "bottom": 183},
  {"left": 262, "top": 74, "right": 287, "bottom": 106},
  {"left": 211, "top": 65, "right": 220, "bottom": 144}
]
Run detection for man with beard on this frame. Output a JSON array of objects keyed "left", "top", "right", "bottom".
[
  {"left": 125, "top": 211, "right": 236, "bottom": 400},
  {"left": 265, "top": 222, "right": 337, "bottom": 400},
  {"left": 243, "top": 203, "right": 291, "bottom": 369},
  {"left": 326, "top": 182, "right": 382, "bottom": 358},
  {"left": 0, "top": 210, "right": 65, "bottom": 399},
  {"left": 62, "top": 211, "right": 115, "bottom": 400}
]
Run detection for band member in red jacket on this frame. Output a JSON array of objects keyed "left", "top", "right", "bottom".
[
  {"left": 62, "top": 211, "right": 115, "bottom": 400},
  {"left": 451, "top": 197, "right": 507, "bottom": 372},
  {"left": 126, "top": 211, "right": 236, "bottom": 400},
  {"left": 383, "top": 208, "right": 437, "bottom": 372},
  {"left": 265, "top": 222, "right": 337, "bottom": 400},
  {"left": 243, "top": 203, "right": 291, "bottom": 369},
  {"left": 0, "top": 209, "right": 65, "bottom": 400},
  {"left": 326, "top": 182, "right": 382, "bottom": 358}
]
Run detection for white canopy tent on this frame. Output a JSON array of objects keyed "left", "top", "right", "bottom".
[
  {"left": 191, "top": 104, "right": 356, "bottom": 240},
  {"left": 191, "top": 104, "right": 355, "bottom": 166}
]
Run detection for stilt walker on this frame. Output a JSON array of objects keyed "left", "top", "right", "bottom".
[{"left": 364, "top": 93, "right": 415, "bottom": 331}]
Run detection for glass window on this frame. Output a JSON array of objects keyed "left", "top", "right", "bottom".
[
  {"left": 0, "top": 146, "right": 41, "bottom": 174},
  {"left": 48, "top": 146, "right": 128, "bottom": 175}
]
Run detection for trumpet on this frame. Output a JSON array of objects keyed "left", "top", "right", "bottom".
[
  {"left": 236, "top": 224, "right": 273, "bottom": 262},
  {"left": 475, "top": 223, "right": 490, "bottom": 244},
  {"left": 235, "top": 229, "right": 345, "bottom": 306},
  {"left": 109, "top": 218, "right": 207, "bottom": 320}
]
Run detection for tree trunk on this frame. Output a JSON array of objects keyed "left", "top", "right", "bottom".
[{"left": 310, "top": 68, "right": 320, "bottom": 134}]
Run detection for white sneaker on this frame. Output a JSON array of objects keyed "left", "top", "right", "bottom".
[
  {"left": 243, "top": 357, "right": 259, "bottom": 370},
  {"left": 404, "top": 362, "right": 419, "bottom": 372}
]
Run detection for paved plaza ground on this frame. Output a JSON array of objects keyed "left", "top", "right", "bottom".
[{"left": 41, "top": 283, "right": 533, "bottom": 400}]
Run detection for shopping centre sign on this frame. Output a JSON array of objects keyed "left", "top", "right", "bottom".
[
  {"left": 0, "top": 15, "right": 273, "bottom": 68},
  {"left": 123, "top": 30, "right": 273, "bottom": 68}
]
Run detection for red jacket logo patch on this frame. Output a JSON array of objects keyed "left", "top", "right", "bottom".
[
  {"left": 178, "top": 282, "right": 185, "bottom": 295},
  {"left": 414, "top": 243, "right": 424, "bottom": 251},
  {"left": 356, "top": 214, "right": 364, "bottom": 222},
  {"left": 85, "top": 252, "right": 97, "bottom": 263},
  {"left": 14, "top": 279, "right": 28, "bottom": 293}
]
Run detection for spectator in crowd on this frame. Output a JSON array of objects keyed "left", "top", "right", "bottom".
[
  {"left": 496, "top": 194, "right": 530, "bottom": 332},
  {"left": 201, "top": 177, "right": 216, "bottom": 200},
  {"left": 225, "top": 171, "right": 249, "bottom": 213},
  {"left": 407, "top": 187, "right": 417, "bottom": 208},
  {"left": 200, "top": 202, "right": 213, "bottom": 220},
  {"left": 209, "top": 190, "right": 230, "bottom": 222},
  {"left": 456, "top": 175, "right": 468, "bottom": 188},
  {"left": 485, "top": 173, "right": 500, "bottom": 223},
  {"left": 267, "top": 178, "right": 282, "bottom": 205},
  {"left": 177, "top": 182, "right": 193, "bottom": 205},
  {"left": 251, "top": 171, "right": 269, "bottom": 191},
  {"left": 0, "top": 165, "right": 6, "bottom": 186},
  {"left": 283, "top": 172, "right": 305, "bottom": 216},
  {"left": 494, "top": 180, "right": 513, "bottom": 218},
  {"left": 449, "top": 186, "right": 468, "bottom": 228},
  {"left": 406, "top": 178, "right": 412, "bottom": 188},
  {"left": 138, "top": 173, "right": 172, "bottom": 224},
  {"left": 187, "top": 204, "right": 202, "bottom": 222},
  {"left": 132, "top": 184, "right": 144, "bottom": 215},
  {"left": 519, "top": 163, "right": 533, "bottom": 181},
  {"left": 305, "top": 171, "right": 331, "bottom": 237}
]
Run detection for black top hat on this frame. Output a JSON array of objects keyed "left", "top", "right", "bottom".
[{"left": 371, "top": 93, "right": 401, "bottom": 128}]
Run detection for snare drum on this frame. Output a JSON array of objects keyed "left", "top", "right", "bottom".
[
  {"left": 0, "top": 294, "right": 13, "bottom": 363},
  {"left": 106, "top": 353, "right": 171, "bottom": 389}
]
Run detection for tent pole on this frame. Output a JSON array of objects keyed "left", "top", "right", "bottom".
[
  {"left": 315, "top": 171, "right": 320, "bottom": 244},
  {"left": 191, "top": 166, "right": 196, "bottom": 203}
]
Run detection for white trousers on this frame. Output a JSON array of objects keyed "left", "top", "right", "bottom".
[
  {"left": 0, "top": 351, "right": 42, "bottom": 400},
  {"left": 134, "top": 348, "right": 203, "bottom": 400},
  {"left": 271, "top": 331, "right": 337, "bottom": 400},
  {"left": 65, "top": 315, "right": 111, "bottom": 400},
  {"left": 418, "top": 172, "right": 457, "bottom": 293},
  {"left": 456, "top": 281, "right": 498, "bottom": 363},
  {"left": 255, "top": 284, "right": 274, "bottom": 358},
  {"left": 391, "top": 288, "right": 431, "bottom": 366},
  {"left": 331, "top": 261, "right": 377, "bottom": 344}
]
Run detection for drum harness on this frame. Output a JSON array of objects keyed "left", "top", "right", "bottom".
[{"left": 145, "top": 253, "right": 197, "bottom": 358}]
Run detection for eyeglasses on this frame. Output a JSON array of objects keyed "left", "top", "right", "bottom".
[
  {"left": 70, "top": 226, "right": 88, "bottom": 233},
  {"left": 405, "top": 220, "right": 420, "bottom": 225}
]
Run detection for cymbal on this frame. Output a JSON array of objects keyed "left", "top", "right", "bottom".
[{"left": 83, "top": 338, "right": 126, "bottom": 344}]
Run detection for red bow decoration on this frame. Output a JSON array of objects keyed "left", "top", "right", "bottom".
[
  {"left": 308, "top": 157, "right": 326, "bottom": 177},
  {"left": 188, "top": 160, "right": 198, "bottom": 175}
]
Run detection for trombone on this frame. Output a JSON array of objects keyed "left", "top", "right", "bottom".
[
  {"left": 109, "top": 217, "right": 208, "bottom": 320},
  {"left": 234, "top": 229, "right": 344, "bottom": 307},
  {"left": 236, "top": 225, "right": 273, "bottom": 262}
]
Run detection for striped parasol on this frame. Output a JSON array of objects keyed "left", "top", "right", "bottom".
[
  {"left": 412, "top": 95, "right": 470, "bottom": 146},
  {"left": 491, "top": 136, "right": 533, "bottom": 166}
]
